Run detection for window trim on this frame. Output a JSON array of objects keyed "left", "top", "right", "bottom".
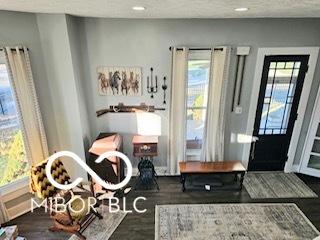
[
  {"left": 187, "top": 106, "right": 207, "bottom": 110},
  {"left": 0, "top": 176, "right": 29, "bottom": 196}
]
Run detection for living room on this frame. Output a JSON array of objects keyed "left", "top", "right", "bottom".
[{"left": 0, "top": 1, "right": 320, "bottom": 239}]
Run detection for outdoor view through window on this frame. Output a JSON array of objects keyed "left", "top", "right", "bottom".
[
  {"left": 259, "top": 61, "right": 301, "bottom": 135},
  {"left": 186, "top": 52, "right": 210, "bottom": 160},
  {"left": 0, "top": 63, "right": 28, "bottom": 187}
]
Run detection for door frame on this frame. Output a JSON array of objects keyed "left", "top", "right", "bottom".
[
  {"left": 242, "top": 47, "right": 319, "bottom": 172},
  {"left": 298, "top": 83, "right": 320, "bottom": 177}
]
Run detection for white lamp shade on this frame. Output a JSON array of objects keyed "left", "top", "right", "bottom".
[{"left": 136, "top": 112, "right": 161, "bottom": 136}]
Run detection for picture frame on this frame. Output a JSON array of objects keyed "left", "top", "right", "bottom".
[{"left": 97, "top": 66, "right": 142, "bottom": 96}]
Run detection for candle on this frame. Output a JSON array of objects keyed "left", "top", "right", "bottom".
[{"left": 151, "top": 68, "right": 153, "bottom": 87}]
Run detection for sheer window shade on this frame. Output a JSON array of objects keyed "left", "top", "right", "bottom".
[
  {"left": 169, "top": 47, "right": 189, "bottom": 175},
  {"left": 201, "top": 47, "right": 231, "bottom": 162},
  {"left": 4, "top": 46, "right": 48, "bottom": 166}
]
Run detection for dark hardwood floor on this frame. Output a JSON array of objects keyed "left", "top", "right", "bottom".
[{"left": 6, "top": 174, "right": 320, "bottom": 240}]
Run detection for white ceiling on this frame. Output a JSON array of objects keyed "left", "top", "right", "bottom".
[{"left": 0, "top": 0, "right": 320, "bottom": 18}]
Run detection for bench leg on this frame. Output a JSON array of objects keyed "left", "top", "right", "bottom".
[
  {"left": 234, "top": 173, "right": 238, "bottom": 182},
  {"left": 239, "top": 172, "right": 245, "bottom": 190},
  {"left": 180, "top": 174, "right": 186, "bottom": 192}
]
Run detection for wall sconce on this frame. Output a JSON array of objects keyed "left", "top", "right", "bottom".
[
  {"left": 162, "top": 77, "right": 167, "bottom": 104},
  {"left": 147, "top": 67, "right": 158, "bottom": 98}
]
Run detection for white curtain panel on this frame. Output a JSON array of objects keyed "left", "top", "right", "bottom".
[
  {"left": 4, "top": 47, "right": 49, "bottom": 166},
  {"left": 201, "top": 47, "right": 231, "bottom": 162},
  {"left": 0, "top": 194, "right": 9, "bottom": 224},
  {"left": 168, "top": 47, "right": 189, "bottom": 175}
]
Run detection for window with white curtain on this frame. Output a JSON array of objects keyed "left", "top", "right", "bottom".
[
  {"left": 186, "top": 50, "right": 211, "bottom": 160},
  {"left": 0, "top": 59, "right": 28, "bottom": 187}
]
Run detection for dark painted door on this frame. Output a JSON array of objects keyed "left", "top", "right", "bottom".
[{"left": 248, "top": 55, "right": 309, "bottom": 171}]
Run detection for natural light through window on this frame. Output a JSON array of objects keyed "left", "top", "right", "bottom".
[
  {"left": 0, "top": 63, "right": 28, "bottom": 187},
  {"left": 259, "top": 61, "right": 301, "bottom": 135},
  {"left": 186, "top": 51, "right": 210, "bottom": 160}
]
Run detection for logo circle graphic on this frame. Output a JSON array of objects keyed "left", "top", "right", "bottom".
[
  {"left": 95, "top": 150, "right": 133, "bottom": 190},
  {"left": 45, "top": 150, "right": 133, "bottom": 191}
]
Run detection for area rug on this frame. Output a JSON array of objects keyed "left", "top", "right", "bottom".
[
  {"left": 155, "top": 203, "right": 320, "bottom": 240},
  {"left": 243, "top": 172, "right": 318, "bottom": 199},
  {"left": 69, "top": 205, "right": 126, "bottom": 240}
]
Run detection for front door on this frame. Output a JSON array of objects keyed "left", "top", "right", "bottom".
[{"left": 248, "top": 55, "right": 309, "bottom": 171}]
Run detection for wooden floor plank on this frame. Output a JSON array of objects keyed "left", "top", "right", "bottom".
[{"left": 6, "top": 174, "right": 320, "bottom": 240}]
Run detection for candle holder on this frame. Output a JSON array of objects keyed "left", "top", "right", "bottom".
[
  {"left": 162, "top": 77, "right": 167, "bottom": 104},
  {"left": 147, "top": 67, "right": 158, "bottom": 98}
]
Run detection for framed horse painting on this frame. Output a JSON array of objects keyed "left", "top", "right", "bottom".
[{"left": 97, "top": 66, "right": 142, "bottom": 96}]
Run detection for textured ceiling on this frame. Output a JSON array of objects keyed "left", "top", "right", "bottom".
[{"left": 0, "top": 0, "right": 320, "bottom": 18}]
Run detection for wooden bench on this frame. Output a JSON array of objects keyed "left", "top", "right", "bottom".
[{"left": 179, "top": 161, "right": 246, "bottom": 192}]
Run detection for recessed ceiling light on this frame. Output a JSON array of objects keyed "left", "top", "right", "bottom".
[
  {"left": 132, "top": 6, "right": 146, "bottom": 11},
  {"left": 235, "top": 7, "right": 249, "bottom": 12}
]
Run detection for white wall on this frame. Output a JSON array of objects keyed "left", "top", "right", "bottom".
[
  {"left": 1, "top": 11, "right": 320, "bottom": 171},
  {"left": 36, "top": 14, "right": 87, "bottom": 179},
  {"left": 77, "top": 17, "right": 171, "bottom": 166},
  {"left": 0, "top": 11, "right": 59, "bottom": 155},
  {"left": 77, "top": 17, "right": 320, "bottom": 168},
  {"left": 66, "top": 15, "right": 92, "bottom": 159}
]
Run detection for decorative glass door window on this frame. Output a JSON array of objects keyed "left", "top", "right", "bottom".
[
  {"left": 0, "top": 63, "right": 28, "bottom": 187},
  {"left": 185, "top": 51, "right": 211, "bottom": 160},
  {"left": 249, "top": 55, "right": 308, "bottom": 171},
  {"left": 259, "top": 61, "right": 301, "bottom": 135}
]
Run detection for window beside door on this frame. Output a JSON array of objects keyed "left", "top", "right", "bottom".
[
  {"left": 186, "top": 51, "right": 211, "bottom": 160},
  {"left": 0, "top": 63, "right": 28, "bottom": 187}
]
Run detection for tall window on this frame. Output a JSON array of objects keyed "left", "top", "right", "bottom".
[
  {"left": 186, "top": 51, "right": 211, "bottom": 160},
  {"left": 0, "top": 63, "right": 28, "bottom": 187}
]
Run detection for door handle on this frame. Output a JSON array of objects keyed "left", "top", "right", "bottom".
[
  {"left": 251, "top": 141, "right": 256, "bottom": 159},
  {"left": 252, "top": 136, "right": 259, "bottom": 142},
  {"left": 250, "top": 137, "right": 258, "bottom": 160}
]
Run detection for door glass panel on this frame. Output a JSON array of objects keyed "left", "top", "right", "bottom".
[
  {"left": 312, "top": 140, "right": 320, "bottom": 153},
  {"left": 307, "top": 155, "right": 320, "bottom": 170},
  {"left": 316, "top": 124, "right": 320, "bottom": 137},
  {"left": 259, "top": 61, "right": 301, "bottom": 135}
]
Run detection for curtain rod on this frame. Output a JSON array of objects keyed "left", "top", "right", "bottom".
[
  {"left": 0, "top": 47, "right": 29, "bottom": 51},
  {"left": 169, "top": 47, "right": 223, "bottom": 51}
]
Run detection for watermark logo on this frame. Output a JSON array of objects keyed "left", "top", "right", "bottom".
[
  {"left": 45, "top": 150, "right": 132, "bottom": 191},
  {"left": 32, "top": 150, "right": 147, "bottom": 214}
]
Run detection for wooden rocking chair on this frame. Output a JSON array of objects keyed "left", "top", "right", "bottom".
[{"left": 30, "top": 158, "right": 103, "bottom": 240}]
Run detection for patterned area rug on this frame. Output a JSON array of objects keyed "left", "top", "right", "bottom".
[
  {"left": 69, "top": 205, "right": 126, "bottom": 240},
  {"left": 155, "top": 203, "right": 320, "bottom": 240},
  {"left": 244, "top": 172, "right": 318, "bottom": 199}
]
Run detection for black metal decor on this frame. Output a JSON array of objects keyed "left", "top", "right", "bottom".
[
  {"left": 147, "top": 67, "right": 158, "bottom": 98},
  {"left": 162, "top": 77, "right": 167, "bottom": 104}
]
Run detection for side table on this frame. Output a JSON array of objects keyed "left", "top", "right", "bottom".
[{"left": 132, "top": 135, "right": 160, "bottom": 190}]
